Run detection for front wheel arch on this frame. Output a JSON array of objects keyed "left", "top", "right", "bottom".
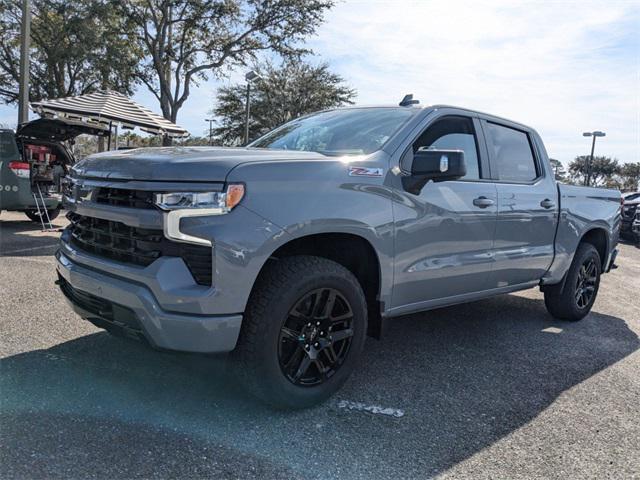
[{"left": 249, "top": 232, "right": 385, "bottom": 339}]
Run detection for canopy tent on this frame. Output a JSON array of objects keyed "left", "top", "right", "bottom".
[{"left": 30, "top": 90, "right": 188, "bottom": 138}]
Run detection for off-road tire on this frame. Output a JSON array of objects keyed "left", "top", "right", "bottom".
[
  {"left": 544, "top": 243, "right": 601, "bottom": 321},
  {"left": 24, "top": 206, "right": 61, "bottom": 223},
  {"left": 233, "top": 255, "right": 367, "bottom": 409}
]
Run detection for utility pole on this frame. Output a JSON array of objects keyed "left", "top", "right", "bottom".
[
  {"left": 18, "top": 0, "right": 31, "bottom": 125},
  {"left": 244, "top": 81, "right": 251, "bottom": 145},
  {"left": 205, "top": 119, "right": 214, "bottom": 145},
  {"left": 243, "top": 70, "right": 261, "bottom": 145},
  {"left": 582, "top": 131, "right": 606, "bottom": 187}
]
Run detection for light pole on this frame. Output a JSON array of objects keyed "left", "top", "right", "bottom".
[
  {"left": 582, "top": 131, "right": 606, "bottom": 186},
  {"left": 244, "top": 70, "right": 261, "bottom": 145},
  {"left": 205, "top": 118, "right": 214, "bottom": 146},
  {"left": 18, "top": 0, "right": 31, "bottom": 125}
]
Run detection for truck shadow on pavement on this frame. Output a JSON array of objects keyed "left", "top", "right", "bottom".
[
  {"left": 1, "top": 294, "right": 638, "bottom": 479},
  {"left": 0, "top": 217, "right": 64, "bottom": 257}
]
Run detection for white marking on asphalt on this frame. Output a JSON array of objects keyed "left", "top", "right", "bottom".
[
  {"left": 0, "top": 244, "right": 58, "bottom": 255},
  {"left": 337, "top": 400, "right": 405, "bottom": 418},
  {"left": 542, "top": 327, "right": 563, "bottom": 334}
]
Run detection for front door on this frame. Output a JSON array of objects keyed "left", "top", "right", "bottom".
[{"left": 390, "top": 114, "right": 498, "bottom": 313}]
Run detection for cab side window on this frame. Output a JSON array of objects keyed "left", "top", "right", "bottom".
[
  {"left": 413, "top": 116, "right": 481, "bottom": 180},
  {"left": 485, "top": 122, "right": 538, "bottom": 182}
]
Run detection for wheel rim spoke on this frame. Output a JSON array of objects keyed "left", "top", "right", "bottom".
[
  {"left": 309, "top": 290, "right": 326, "bottom": 318},
  {"left": 330, "top": 328, "right": 353, "bottom": 343},
  {"left": 321, "top": 289, "right": 337, "bottom": 318},
  {"left": 292, "top": 355, "right": 312, "bottom": 382},
  {"left": 323, "top": 344, "right": 338, "bottom": 364},
  {"left": 280, "top": 326, "right": 300, "bottom": 341},
  {"left": 283, "top": 345, "right": 304, "bottom": 371}
]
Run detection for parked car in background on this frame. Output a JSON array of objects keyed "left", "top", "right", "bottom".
[
  {"left": 621, "top": 192, "right": 640, "bottom": 241},
  {"left": 56, "top": 100, "right": 621, "bottom": 408},
  {"left": 631, "top": 207, "right": 640, "bottom": 244},
  {"left": 0, "top": 118, "right": 105, "bottom": 223}
]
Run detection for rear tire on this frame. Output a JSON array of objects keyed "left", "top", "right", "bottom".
[
  {"left": 544, "top": 243, "right": 601, "bottom": 321},
  {"left": 24, "top": 205, "right": 61, "bottom": 223},
  {"left": 233, "top": 255, "right": 367, "bottom": 409}
]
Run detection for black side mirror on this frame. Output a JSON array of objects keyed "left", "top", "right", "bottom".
[{"left": 402, "top": 148, "right": 466, "bottom": 194}]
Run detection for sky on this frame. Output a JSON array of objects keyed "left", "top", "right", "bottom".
[{"left": 1, "top": 0, "right": 638, "bottom": 166}]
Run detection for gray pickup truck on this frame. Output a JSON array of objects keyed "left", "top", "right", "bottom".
[{"left": 56, "top": 99, "right": 621, "bottom": 408}]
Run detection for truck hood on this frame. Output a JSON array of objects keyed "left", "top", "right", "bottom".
[{"left": 72, "top": 146, "right": 328, "bottom": 182}]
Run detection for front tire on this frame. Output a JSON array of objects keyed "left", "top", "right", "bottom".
[
  {"left": 544, "top": 243, "right": 601, "bottom": 321},
  {"left": 24, "top": 206, "right": 61, "bottom": 223},
  {"left": 233, "top": 255, "right": 367, "bottom": 409}
]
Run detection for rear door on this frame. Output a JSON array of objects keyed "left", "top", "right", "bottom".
[{"left": 481, "top": 120, "right": 558, "bottom": 287}]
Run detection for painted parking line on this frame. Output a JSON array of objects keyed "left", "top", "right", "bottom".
[{"left": 337, "top": 399, "right": 405, "bottom": 418}]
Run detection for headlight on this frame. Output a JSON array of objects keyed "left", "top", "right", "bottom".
[
  {"left": 155, "top": 184, "right": 245, "bottom": 247},
  {"left": 154, "top": 184, "right": 245, "bottom": 213}
]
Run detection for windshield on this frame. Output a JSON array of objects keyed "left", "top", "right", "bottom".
[{"left": 249, "top": 107, "right": 416, "bottom": 155}]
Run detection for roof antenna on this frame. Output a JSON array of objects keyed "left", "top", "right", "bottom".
[{"left": 399, "top": 94, "right": 419, "bottom": 107}]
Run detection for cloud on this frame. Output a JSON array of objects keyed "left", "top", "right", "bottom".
[
  {"left": 1, "top": 0, "right": 636, "bottom": 165},
  {"left": 308, "top": 0, "right": 639, "bottom": 165}
]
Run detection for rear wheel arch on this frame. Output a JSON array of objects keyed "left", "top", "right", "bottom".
[
  {"left": 542, "top": 227, "right": 608, "bottom": 295},
  {"left": 580, "top": 227, "right": 608, "bottom": 270}
]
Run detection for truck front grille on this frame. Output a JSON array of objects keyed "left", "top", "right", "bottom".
[
  {"left": 623, "top": 204, "right": 637, "bottom": 219},
  {"left": 58, "top": 275, "right": 147, "bottom": 342},
  {"left": 66, "top": 212, "right": 212, "bottom": 286},
  {"left": 95, "top": 187, "right": 156, "bottom": 209}
]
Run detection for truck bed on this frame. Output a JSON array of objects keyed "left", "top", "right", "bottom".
[{"left": 545, "top": 183, "right": 621, "bottom": 284}]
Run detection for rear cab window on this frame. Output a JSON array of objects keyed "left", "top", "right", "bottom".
[{"left": 484, "top": 122, "right": 539, "bottom": 182}]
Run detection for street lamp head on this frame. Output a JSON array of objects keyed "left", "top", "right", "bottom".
[
  {"left": 583, "top": 131, "right": 606, "bottom": 137},
  {"left": 245, "top": 70, "right": 261, "bottom": 82}
]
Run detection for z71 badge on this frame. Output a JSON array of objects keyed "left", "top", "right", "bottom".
[{"left": 348, "top": 166, "right": 384, "bottom": 177}]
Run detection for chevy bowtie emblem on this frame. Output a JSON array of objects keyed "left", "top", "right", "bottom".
[{"left": 348, "top": 166, "right": 384, "bottom": 177}]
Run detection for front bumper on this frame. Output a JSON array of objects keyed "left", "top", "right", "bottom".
[{"left": 56, "top": 250, "right": 242, "bottom": 353}]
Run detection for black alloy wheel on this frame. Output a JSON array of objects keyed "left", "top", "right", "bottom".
[
  {"left": 544, "top": 242, "right": 601, "bottom": 321},
  {"left": 233, "top": 255, "right": 367, "bottom": 409},
  {"left": 575, "top": 257, "right": 598, "bottom": 309},
  {"left": 278, "top": 288, "right": 354, "bottom": 386}
]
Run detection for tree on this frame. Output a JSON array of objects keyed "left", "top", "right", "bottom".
[
  {"left": 549, "top": 158, "right": 567, "bottom": 182},
  {"left": 114, "top": 0, "right": 334, "bottom": 145},
  {"left": 211, "top": 59, "right": 355, "bottom": 145},
  {"left": 0, "top": 0, "right": 140, "bottom": 104},
  {"left": 568, "top": 155, "right": 620, "bottom": 187},
  {"left": 618, "top": 162, "right": 640, "bottom": 192}
]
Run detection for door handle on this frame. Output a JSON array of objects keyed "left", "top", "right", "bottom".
[
  {"left": 473, "top": 196, "right": 495, "bottom": 208},
  {"left": 540, "top": 199, "right": 555, "bottom": 209}
]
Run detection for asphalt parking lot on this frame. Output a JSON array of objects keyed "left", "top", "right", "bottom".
[{"left": 1, "top": 211, "right": 639, "bottom": 479}]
